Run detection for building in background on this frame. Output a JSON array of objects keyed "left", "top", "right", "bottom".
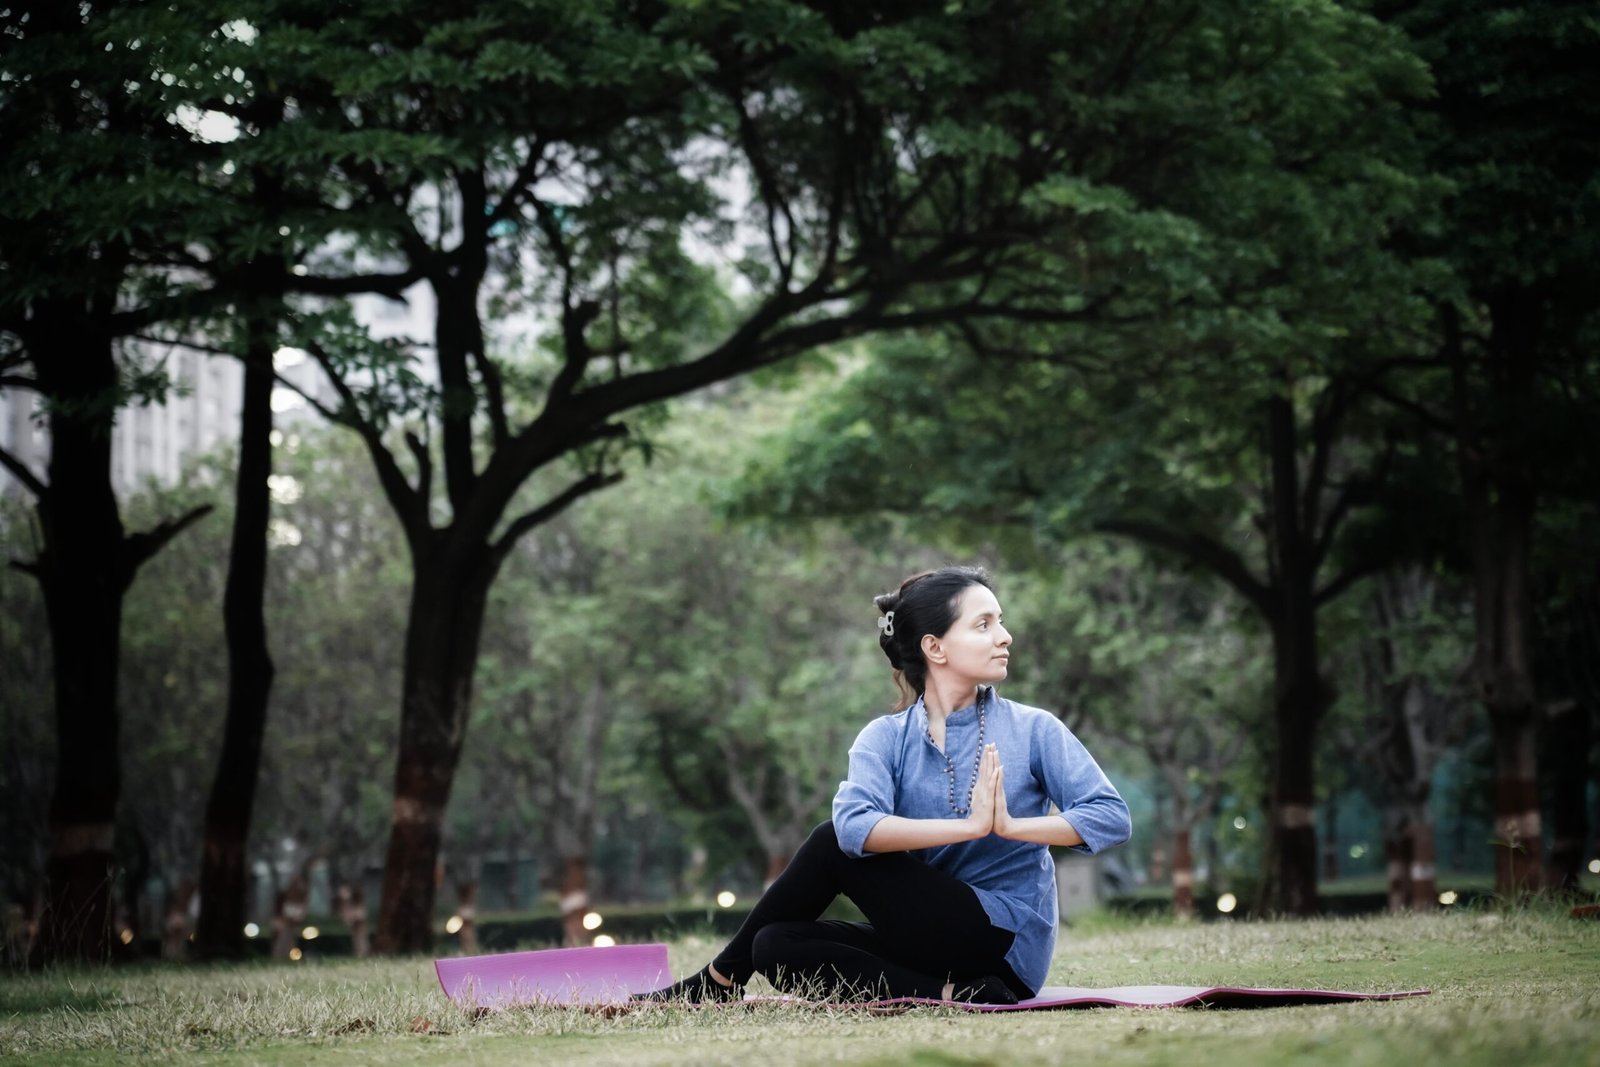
[{"left": 0, "top": 284, "right": 432, "bottom": 500}]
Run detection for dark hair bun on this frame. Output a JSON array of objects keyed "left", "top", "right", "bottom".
[
  {"left": 872, "top": 566, "right": 992, "bottom": 706},
  {"left": 873, "top": 590, "right": 904, "bottom": 668}
]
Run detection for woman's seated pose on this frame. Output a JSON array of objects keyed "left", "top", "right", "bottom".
[{"left": 637, "top": 565, "right": 1132, "bottom": 1004}]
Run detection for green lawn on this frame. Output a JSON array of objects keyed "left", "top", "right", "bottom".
[{"left": 4, "top": 907, "right": 1597, "bottom": 1066}]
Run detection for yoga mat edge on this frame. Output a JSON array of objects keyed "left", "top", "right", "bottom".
[{"left": 435, "top": 945, "right": 1429, "bottom": 1011}]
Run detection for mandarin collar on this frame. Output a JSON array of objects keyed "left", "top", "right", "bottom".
[{"left": 914, "top": 685, "right": 995, "bottom": 731}]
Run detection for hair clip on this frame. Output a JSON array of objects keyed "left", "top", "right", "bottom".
[{"left": 877, "top": 610, "right": 895, "bottom": 637}]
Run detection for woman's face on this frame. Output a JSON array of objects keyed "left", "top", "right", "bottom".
[{"left": 925, "top": 583, "right": 1012, "bottom": 685}]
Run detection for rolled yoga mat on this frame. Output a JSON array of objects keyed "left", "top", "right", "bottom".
[
  {"left": 436, "top": 943, "right": 1429, "bottom": 1011},
  {"left": 436, "top": 943, "right": 670, "bottom": 1008}
]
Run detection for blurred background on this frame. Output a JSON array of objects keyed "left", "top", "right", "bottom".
[{"left": 1, "top": 0, "right": 1596, "bottom": 966}]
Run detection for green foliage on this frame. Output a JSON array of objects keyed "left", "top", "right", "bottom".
[
  {"left": 74, "top": 429, "right": 407, "bottom": 896},
  {"left": 462, "top": 390, "right": 924, "bottom": 886}
]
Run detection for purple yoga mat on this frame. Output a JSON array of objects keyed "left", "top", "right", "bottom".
[
  {"left": 436, "top": 943, "right": 669, "bottom": 1008},
  {"left": 437, "top": 944, "right": 1428, "bottom": 1011}
]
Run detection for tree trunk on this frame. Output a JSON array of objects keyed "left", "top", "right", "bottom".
[
  {"left": 1488, "top": 706, "right": 1542, "bottom": 895},
  {"left": 196, "top": 314, "right": 277, "bottom": 959},
  {"left": 1322, "top": 788, "right": 1340, "bottom": 882},
  {"left": 1384, "top": 809, "right": 1410, "bottom": 912},
  {"left": 31, "top": 319, "right": 125, "bottom": 964},
  {"left": 1543, "top": 699, "right": 1588, "bottom": 894},
  {"left": 559, "top": 856, "right": 590, "bottom": 947},
  {"left": 161, "top": 879, "right": 196, "bottom": 961},
  {"left": 271, "top": 874, "right": 308, "bottom": 960},
  {"left": 455, "top": 879, "right": 479, "bottom": 955},
  {"left": 1408, "top": 803, "right": 1438, "bottom": 911},
  {"left": 1450, "top": 298, "right": 1544, "bottom": 895},
  {"left": 1260, "top": 394, "right": 1329, "bottom": 917},
  {"left": 374, "top": 558, "right": 492, "bottom": 954},
  {"left": 504, "top": 837, "right": 521, "bottom": 911},
  {"left": 1171, "top": 825, "right": 1195, "bottom": 920},
  {"left": 335, "top": 882, "right": 369, "bottom": 958},
  {"left": 763, "top": 852, "right": 791, "bottom": 892},
  {"left": 1148, "top": 794, "right": 1168, "bottom": 884}
]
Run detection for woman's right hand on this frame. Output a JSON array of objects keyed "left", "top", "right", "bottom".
[{"left": 965, "top": 744, "right": 1000, "bottom": 839}]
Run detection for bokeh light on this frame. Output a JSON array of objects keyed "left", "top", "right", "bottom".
[
  {"left": 592, "top": 934, "right": 616, "bottom": 948},
  {"left": 1216, "top": 893, "right": 1238, "bottom": 914},
  {"left": 582, "top": 911, "right": 603, "bottom": 931},
  {"left": 716, "top": 891, "right": 737, "bottom": 908}
]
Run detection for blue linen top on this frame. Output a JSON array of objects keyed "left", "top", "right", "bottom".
[{"left": 831, "top": 686, "right": 1131, "bottom": 995}]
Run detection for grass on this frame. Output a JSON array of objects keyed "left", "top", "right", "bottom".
[{"left": 3, "top": 905, "right": 1597, "bottom": 1067}]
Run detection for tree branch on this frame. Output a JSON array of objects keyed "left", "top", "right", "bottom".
[
  {"left": 485, "top": 135, "right": 548, "bottom": 226},
  {"left": 121, "top": 504, "right": 215, "bottom": 587},
  {"left": 299, "top": 342, "right": 426, "bottom": 540},
  {"left": 1315, "top": 557, "right": 1384, "bottom": 608},
  {"left": 404, "top": 429, "right": 433, "bottom": 509},
  {"left": 0, "top": 442, "right": 46, "bottom": 499},
  {"left": 1301, "top": 381, "right": 1352, "bottom": 539},
  {"left": 489, "top": 470, "right": 625, "bottom": 567},
  {"left": 1312, "top": 437, "right": 1395, "bottom": 571},
  {"left": 730, "top": 90, "right": 798, "bottom": 288},
  {"left": 286, "top": 269, "right": 426, "bottom": 298},
  {"left": 132, "top": 333, "right": 238, "bottom": 358},
  {"left": 272, "top": 371, "right": 341, "bottom": 424},
  {"left": 1362, "top": 379, "right": 1458, "bottom": 438},
  {"left": 1094, "top": 518, "right": 1276, "bottom": 620}
]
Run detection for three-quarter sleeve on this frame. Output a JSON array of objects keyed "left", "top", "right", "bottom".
[
  {"left": 831, "top": 720, "right": 899, "bottom": 858},
  {"left": 1030, "top": 712, "right": 1132, "bottom": 855}
]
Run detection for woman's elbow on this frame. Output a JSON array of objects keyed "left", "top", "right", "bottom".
[{"left": 1111, "top": 800, "right": 1133, "bottom": 846}]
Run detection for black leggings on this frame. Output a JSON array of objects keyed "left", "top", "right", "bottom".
[{"left": 711, "top": 821, "right": 1031, "bottom": 1000}]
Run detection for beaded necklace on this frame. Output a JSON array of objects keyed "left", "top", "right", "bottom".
[{"left": 930, "top": 687, "right": 988, "bottom": 817}]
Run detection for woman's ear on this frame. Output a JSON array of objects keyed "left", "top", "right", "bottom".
[{"left": 921, "top": 632, "right": 946, "bottom": 665}]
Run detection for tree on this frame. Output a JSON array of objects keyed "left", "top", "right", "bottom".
[
  {"left": 0, "top": 499, "right": 54, "bottom": 960},
  {"left": 1327, "top": 566, "right": 1473, "bottom": 910},
  {"left": 0, "top": 0, "right": 230, "bottom": 958},
  {"left": 1364, "top": 2, "right": 1600, "bottom": 894},
  {"left": 637, "top": 476, "right": 893, "bottom": 889},
  {"left": 727, "top": 0, "right": 1439, "bottom": 913},
  {"left": 196, "top": 0, "right": 1191, "bottom": 951},
  {"left": 1005, "top": 546, "right": 1257, "bottom": 918}
]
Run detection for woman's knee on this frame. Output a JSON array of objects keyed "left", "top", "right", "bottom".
[
  {"left": 804, "top": 820, "right": 839, "bottom": 850},
  {"left": 750, "top": 921, "right": 806, "bottom": 977}
]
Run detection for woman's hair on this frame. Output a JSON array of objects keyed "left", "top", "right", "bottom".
[{"left": 874, "top": 565, "right": 993, "bottom": 710}]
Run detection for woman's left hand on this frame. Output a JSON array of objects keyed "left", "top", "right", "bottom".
[{"left": 991, "top": 759, "right": 1012, "bottom": 838}]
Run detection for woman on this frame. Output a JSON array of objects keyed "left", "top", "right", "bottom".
[{"left": 638, "top": 566, "right": 1131, "bottom": 1004}]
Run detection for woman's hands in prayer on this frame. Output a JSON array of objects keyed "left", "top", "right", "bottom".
[
  {"left": 966, "top": 744, "right": 1013, "bottom": 839},
  {"left": 991, "top": 751, "right": 1013, "bottom": 838},
  {"left": 968, "top": 744, "right": 1001, "bottom": 834},
  {"left": 864, "top": 742, "right": 1085, "bottom": 850}
]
